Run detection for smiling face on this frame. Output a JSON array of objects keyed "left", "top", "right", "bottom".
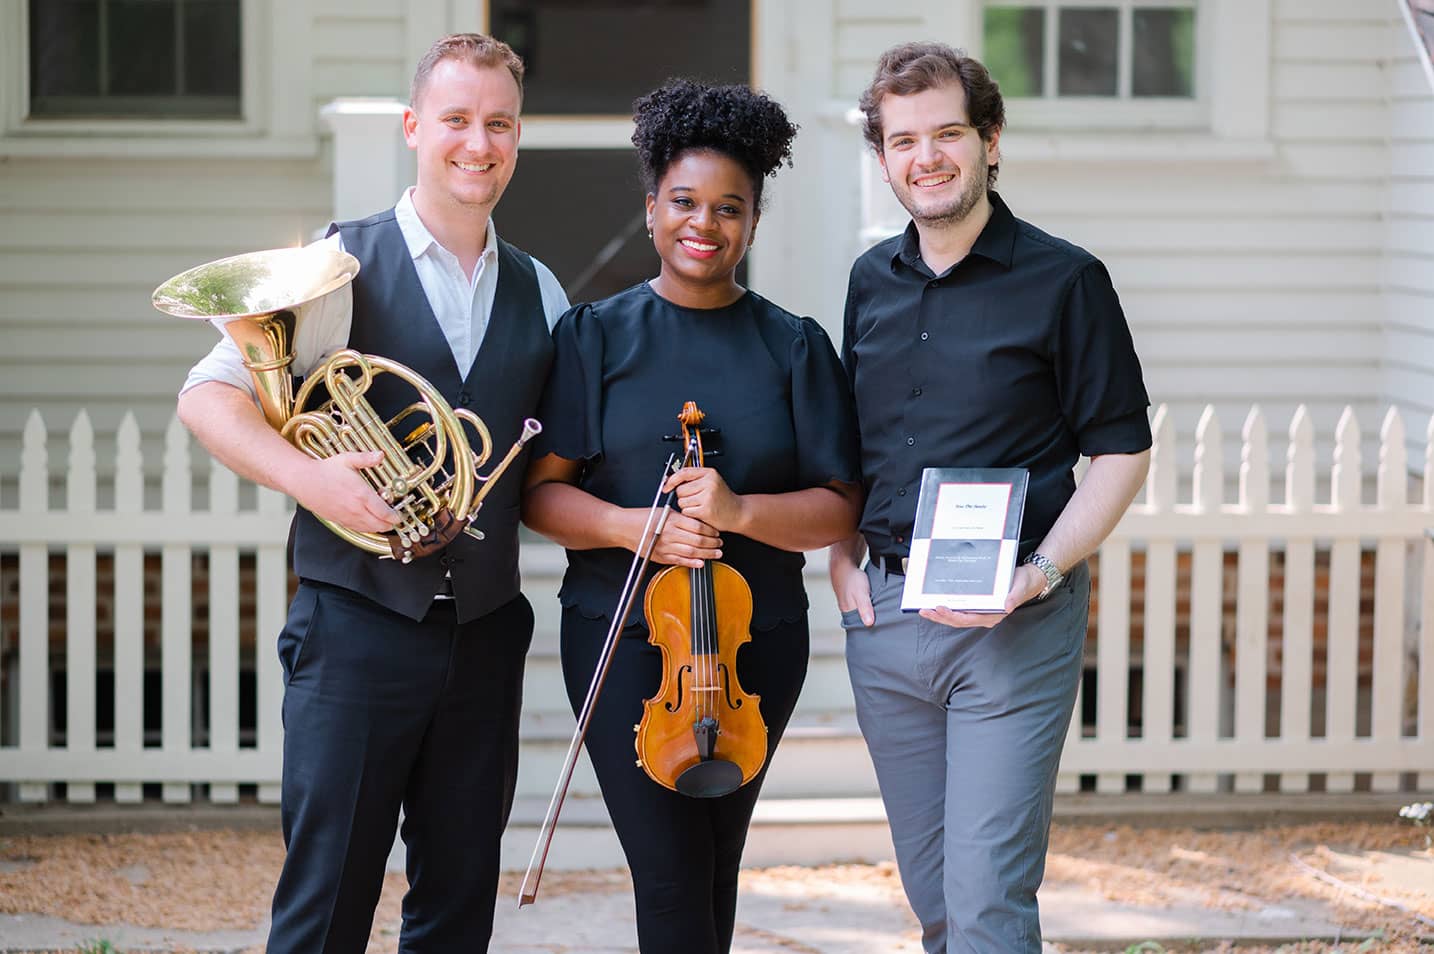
[
  {"left": 645, "top": 149, "right": 758, "bottom": 308},
  {"left": 403, "top": 57, "right": 522, "bottom": 222},
  {"left": 876, "top": 81, "right": 999, "bottom": 228}
]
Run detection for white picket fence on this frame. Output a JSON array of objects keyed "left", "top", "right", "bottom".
[
  {"left": 0, "top": 403, "right": 1431, "bottom": 805},
  {"left": 1060, "top": 404, "right": 1434, "bottom": 796}
]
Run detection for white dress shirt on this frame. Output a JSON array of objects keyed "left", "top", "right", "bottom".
[{"left": 182, "top": 188, "right": 569, "bottom": 396}]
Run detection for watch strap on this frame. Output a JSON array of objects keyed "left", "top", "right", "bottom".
[{"left": 1024, "top": 551, "right": 1063, "bottom": 600}]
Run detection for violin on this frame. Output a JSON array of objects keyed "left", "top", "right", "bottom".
[
  {"left": 635, "top": 402, "right": 767, "bottom": 797},
  {"left": 519, "top": 401, "right": 768, "bottom": 906}
]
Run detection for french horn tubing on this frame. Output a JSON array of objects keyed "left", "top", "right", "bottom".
[{"left": 154, "top": 246, "right": 540, "bottom": 563}]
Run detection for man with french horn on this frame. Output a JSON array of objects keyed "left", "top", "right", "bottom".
[{"left": 175, "top": 34, "right": 568, "bottom": 954}]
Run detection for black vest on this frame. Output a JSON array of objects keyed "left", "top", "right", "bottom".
[{"left": 290, "top": 209, "right": 554, "bottom": 622}]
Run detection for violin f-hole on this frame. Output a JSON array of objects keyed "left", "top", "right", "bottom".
[
  {"left": 664, "top": 665, "right": 692, "bottom": 713},
  {"left": 717, "top": 663, "right": 744, "bottom": 710}
]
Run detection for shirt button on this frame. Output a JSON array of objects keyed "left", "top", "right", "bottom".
[
  {"left": 912, "top": 387, "right": 922, "bottom": 397},
  {"left": 895, "top": 535, "right": 905, "bottom": 544},
  {"left": 920, "top": 332, "right": 929, "bottom": 341},
  {"left": 898, "top": 488, "right": 907, "bottom": 496},
  {"left": 906, "top": 436, "right": 916, "bottom": 446}
]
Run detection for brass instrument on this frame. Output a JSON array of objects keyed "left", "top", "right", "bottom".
[{"left": 155, "top": 246, "right": 540, "bottom": 563}]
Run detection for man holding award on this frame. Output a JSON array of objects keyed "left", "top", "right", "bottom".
[{"left": 828, "top": 42, "right": 1152, "bottom": 952}]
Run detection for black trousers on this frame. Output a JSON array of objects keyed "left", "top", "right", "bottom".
[
  {"left": 268, "top": 582, "right": 533, "bottom": 954},
  {"left": 562, "top": 607, "right": 809, "bottom": 954}
]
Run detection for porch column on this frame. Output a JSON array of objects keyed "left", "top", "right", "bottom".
[{"left": 319, "top": 98, "right": 410, "bottom": 224}]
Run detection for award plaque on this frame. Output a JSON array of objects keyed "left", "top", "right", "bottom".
[{"left": 900, "top": 467, "right": 1029, "bottom": 613}]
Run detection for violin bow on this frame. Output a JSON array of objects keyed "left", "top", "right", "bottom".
[{"left": 518, "top": 453, "right": 681, "bottom": 907}]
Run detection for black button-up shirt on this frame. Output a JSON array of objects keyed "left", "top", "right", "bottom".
[{"left": 842, "top": 191, "right": 1151, "bottom": 559}]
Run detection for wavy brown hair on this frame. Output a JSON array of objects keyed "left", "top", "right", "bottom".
[{"left": 858, "top": 42, "right": 1005, "bottom": 189}]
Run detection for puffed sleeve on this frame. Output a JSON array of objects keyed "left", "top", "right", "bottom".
[
  {"left": 791, "top": 317, "right": 863, "bottom": 489},
  {"left": 533, "top": 303, "right": 606, "bottom": 464}
]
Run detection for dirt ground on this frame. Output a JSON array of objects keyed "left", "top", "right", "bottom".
[{"left": 0, "top": 821, "right": 1430, "bottom": 953}]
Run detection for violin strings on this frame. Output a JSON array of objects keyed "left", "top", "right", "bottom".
[
  {"left": 703, "top": 561, "right": 713, "bottom": 724},
  {"left": 697, "top": 521, "right": 709, "bottom": 725}
]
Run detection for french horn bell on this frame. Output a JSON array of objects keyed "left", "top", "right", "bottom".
[{"left": 155, "top": 246, "right": 540, "bottom": 563}]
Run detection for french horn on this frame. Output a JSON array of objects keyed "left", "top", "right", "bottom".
[{"left": 154, "top": 245, "right": 540, "bottom": 564}]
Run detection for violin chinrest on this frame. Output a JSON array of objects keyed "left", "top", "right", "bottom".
[{"left": 674, "top": 758, "right": 745, "bottom": 798}]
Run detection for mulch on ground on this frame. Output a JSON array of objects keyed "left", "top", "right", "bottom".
[{"left": 0, "top": 821, "right": 1430, "bottom": 952}]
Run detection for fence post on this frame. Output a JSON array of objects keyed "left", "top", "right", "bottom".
[
  {"left": 65, "top": 412, "right": 97, "bottom": 803},
  {"left": 1141, "top": 406, "right": 1177, "bottom": 794},
  {"left": 1325, "top": 407, "right": 1361, "bottom": 794},
  {"left": 1187, "top": 406, "right": 1224, "bottom": 793},
  {"left": 18, "top": 411, "right": 49, "bottom": 802},
  {"left": 1420, "top": 418, "right": 1434, "bottom": 792},
  {"left": 161, "top": 416, "right": 194, "bottom": 804},
  {"left": 1234, "top": 406, "right": 1269, "bottom": 794},
  {"left": 256, "top": 485, "right": 288, "bottom": 804},
  {"left": 1280, "top": 407, "right": 1316, "bottom": 793},
  {"left": 113, "top": 413, "right": 145, "bottom": 804},
  {"left": 1095, "top": 536, "right": 1132, "bottom": 795},
  {"left": 209, "top": 461, "right": 241, "bottom": 804},
  {"left": 1371, "top": 409, "right": 1408, "bottom": 793}
]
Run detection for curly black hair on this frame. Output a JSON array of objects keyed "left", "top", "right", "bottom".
[{"left": 631, "top": 79, "right": 798, "bottom": 207}]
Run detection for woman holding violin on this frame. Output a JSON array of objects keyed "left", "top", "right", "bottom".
[{"left": 521, "top": 80, "right": 862, "bottom": 953}]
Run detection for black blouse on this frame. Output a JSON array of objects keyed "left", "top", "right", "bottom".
[{"left": 534, "top": 281, "right": 860, "bottom": 631}]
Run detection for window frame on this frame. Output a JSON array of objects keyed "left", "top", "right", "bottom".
[
  {"left": 27, "top": 0, "right": 244, "bottom": 120},
  {"left": 973, "top": 0, "right": 1269, "bottom": 137},
  {"left": 478, "top": 0, "right": 757, "bottom": 148},
  {"left": 471, "top": 0, "right": 763, "bottom": 297},
  {"left": 0, "top": 0, "right": 317, "bottom": 158}
]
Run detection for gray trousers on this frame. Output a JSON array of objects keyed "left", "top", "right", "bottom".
[{"left": 843, "top": 559, "right": 1089, "bottom": 953}]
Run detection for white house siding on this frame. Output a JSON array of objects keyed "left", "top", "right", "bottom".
[
  {"left": 1, "top": 0, "right": 1425, "bottom": 493},
  {"left": 312, "top": 2, "right": 409, "bottom": 109},
  {"left": 1385, "top": 13, "right": 1434, "bottom": 465},
  {"left": 0, "top": 158, "right": 332, "bottom": 498},
  {"left": 830, "top": 0, "right": 1400, "bottom": 477},
  {"left": 0, "top": 0, "right": 437, "bottom": 495}
]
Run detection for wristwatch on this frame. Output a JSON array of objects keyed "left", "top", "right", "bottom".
[{"left": 1024, "top": 551, "right": 1064, "bottom": 600}]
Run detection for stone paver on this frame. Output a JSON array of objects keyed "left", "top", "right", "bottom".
[{"left": 0, "top": 912, "right": 263, "bottom": 953}]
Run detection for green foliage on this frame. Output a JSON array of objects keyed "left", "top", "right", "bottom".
[
  {"left": 77, "top": 940, "right": 121, "bottom": 954},
  {"left": 983, "top": 6, "right": 1045, "bottom": 97}
]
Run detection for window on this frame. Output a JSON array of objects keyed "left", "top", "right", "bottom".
[
  {"left": 29, "top": 0, "right": 241, "bottom": 119},
  {"left": 983, "top": 1, "right": 1195, "bottom": 101},
  {"left": 488, "top": 0, "right": 749, "bottom": 116},
  {"left": 4, "top": 1, "right": 313, "bottom": 158},
  {"left": 486, "top": 0, "right": 752, "bottom": 302},
  {"left": 497, "top": 150, "right": 656, "bottom": 303}
]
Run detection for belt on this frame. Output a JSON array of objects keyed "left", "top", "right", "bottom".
[
  {"left": 875, "top": 553, "right": 908, "bottom": 576},
  {"left": 433, "top": 575, "right": 455, "bottom": 600}
]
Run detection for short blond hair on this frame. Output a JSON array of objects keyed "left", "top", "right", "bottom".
[{"left": 410, "top": 33, "right": 525, "bottom": 109}]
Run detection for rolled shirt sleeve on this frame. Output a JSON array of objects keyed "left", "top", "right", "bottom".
[{"left": 1055, "top": 260, "right": 1152, "bottom": 457}]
